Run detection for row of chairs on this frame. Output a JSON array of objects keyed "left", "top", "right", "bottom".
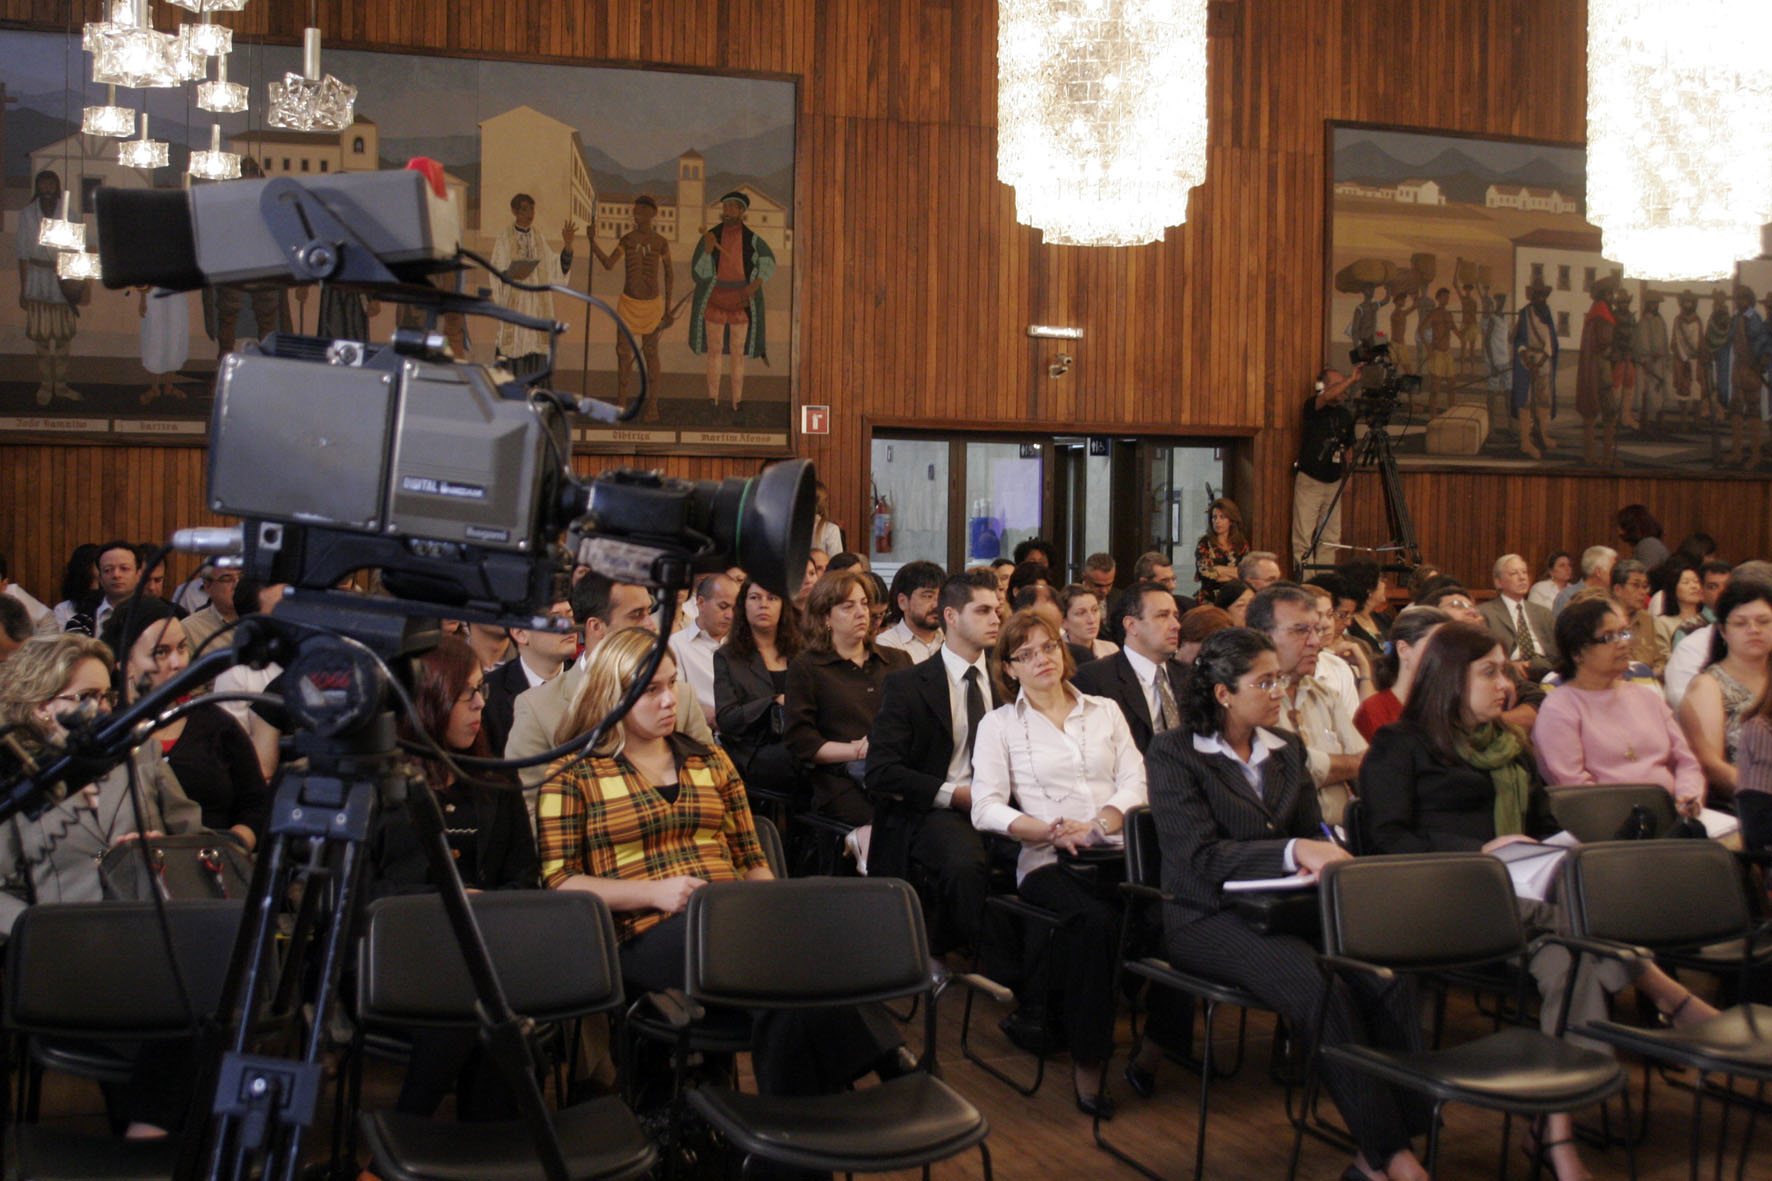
[{"left": 3, "top": 872, "right": 991, "bottom": 1179}]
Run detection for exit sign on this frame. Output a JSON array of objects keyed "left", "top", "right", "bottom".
[{"left": 801, "top": 405, "right": 830, "bottom": 435}]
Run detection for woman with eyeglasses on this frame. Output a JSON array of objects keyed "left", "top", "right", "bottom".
[
  {"left": 1361, "top": 620, "right": 1713, "bottom": 1181},
  {"left": 970, "top": 609, "right": 1152, "bottom": 1119},
  {"left": 1678, "top": 578, "right": 1772, "bottom": 801},
  {"left": 1531, "top": 599, "right": 1704, "bottom": 815},
  {"left": 1150, "top": 627, "right": 1432, "bottom": 1181},
  {"left": 101, "top": 597, "right": 268, "bottom": 851}
]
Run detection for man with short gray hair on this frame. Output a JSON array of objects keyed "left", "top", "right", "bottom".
[
  {"left": 1554, "top": 545, "right": 1617, "bottom": 616},
  {"left": 1609, "top": 558, "right": 1666, "bottom": 675},
  {"left": 1478, "top": 553, "right": 1559, "bottom": 681},
  {"left": 1238, "top": 551, "right": 1283, "bottom": 592},
  {"left": 1247, "top": 584, "right": 1366, "bottom": 822}
]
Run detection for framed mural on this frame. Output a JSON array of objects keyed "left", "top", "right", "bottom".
[
  {"left": 1325, "top": 121, "right": 1772, "bottom": 475},
  {"left": 2, "top": 30, "right": 798, "bottom": 455}
]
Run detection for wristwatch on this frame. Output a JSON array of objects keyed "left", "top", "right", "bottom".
[{"left": 1094, "top": 816, "right": 1110, "bottom": 833}]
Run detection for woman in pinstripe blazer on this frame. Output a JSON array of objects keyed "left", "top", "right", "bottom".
[{"left": 1147, "top": 628, "right": 1432, "bottom": 1181}]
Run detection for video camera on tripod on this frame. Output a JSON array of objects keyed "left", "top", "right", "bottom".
[{"left": 1345, "top": 340, "right": 1423, "bottom": 428}]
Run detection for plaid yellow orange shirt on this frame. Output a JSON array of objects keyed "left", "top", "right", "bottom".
[{"left": 536, "top": 736, "right": 769, "bottom": 942}]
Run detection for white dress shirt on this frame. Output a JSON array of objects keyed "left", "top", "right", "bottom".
[
  {"left": 1191, "top": 727, "right": 1298, "bottom": 871},
  {"left": 970, "top": 689, "right": 1147, "bottom": 883},
  {"left": 875, "top": 619, "right": 944, "bottom": 663},
  {"left": 1664, "top": 623, "right": 1714, "bottom": 710},
  {"left": 4, "top": 583, "right": 58, "bottom": 636},
  {"left": 934, "top": 644, "right": 992, "bottom": 809},
  {"left": 668, "top": 623, "right": 722, "bottom": 718},
  {"left": 1121, "top": 644, "right": 1171, "bottom": 728},
  {"left": 1498, "top": 593, "right": 1549, "bottom": 659}
]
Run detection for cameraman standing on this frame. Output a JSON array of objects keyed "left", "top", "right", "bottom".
[{"left": 1292, "top": 365, "right": 1363, "bottom": 573}]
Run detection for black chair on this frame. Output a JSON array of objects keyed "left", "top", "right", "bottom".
[
  {"left": 675, "top": 877, "right": 993, "bottom": 1178},
  {"left": 1286, "top": 853, "right": 1633, "bottom": 1180},
  {"left": 953, "top": 885, "right": 1062, "bottom": 1095},
  {"left": 1547, "top": 783, "right": 1678, "bottom": 842},
  {"left": 1093, "top": 805, "right": 1277, "bottom": 1181},
  {"left": 1559, "top": 839, "right": 1772, "bottom": 1181},
  {"left": 5, "top": 900, "right": 243, "bottom": 1181},
  {"left": 354, "top": 891, "right": 655, "bottom": 1181}
]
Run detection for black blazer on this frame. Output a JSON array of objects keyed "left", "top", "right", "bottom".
[
  {"left": 1356, "top": 719, "right": 1557, "bottom": 855},
  {"left": 1071, "top": 650, "right": 1188, "bottom": 754},
  {"left": 713, "top": 646, "right": 784, "bottom": 772},
  {"left": 368, "top": 778, "right": 540, "bottom": 901},
  {"left": 1145, "top": 727, "right": 1319, "bottom": 930},
  {"left": 864, "top": 652, "right": 997, "bottom": 881},
  {"left": 480, "top": 656, "right": 534, "bottom": 764}
]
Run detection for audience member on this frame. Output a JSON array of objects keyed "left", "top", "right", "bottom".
[
  {"left": 1131, "top": 551, "right": 1178, "bottom": 593},
  {"left": 1678, "top": 577, "right": 1772, "bottom": 800},
  {"left": 1654, "top": 557, "right": 1708, "bottom": 655},
  {"left": 1010, "top": 584, "right": 1091, "bottom": 669},
  {"left": 1072, "top": 581, "right": 1184, "bottom": 753},
  {"left": 972, "top": 608, "right": 1150, "bottom": 1118},
  {"left": 866, "top": 570, "right": 891, "bottom": 635},
  {"left": 169, "top": 562, "right": 212, "bottom": 613},
  {"left": 102, "top": 600, "right": 267, "bottom": 851},
  {"left": 1699, "top": 559, "right": 1731, "bottom": 621},
  {"left": 1403, "top": 562, "right": 1445, "bottom": 603},
  {"left": 1193, "top": 497, "right": 1250, "bottom": 600},
  {"left": 826, "top": 550, "right": 868, "bottom": 573},
  {"left": 784, "top": 569, "right": 909, "bottom": 828},
  {"left": 1528, "top": 550, "right": 1575, "bottom": 613},
  {"left": 179, "top": 567, "right": 242, "bottom": 658},
  {"left": 1730, "top": 692, "right": 1772, "bottom": 852},
  {"left": 1607, "top": 558, "right": 1666, "bottom": 676},
  {"left": 0, "top": 597, "right": 31, "bottom": 663},
  {"left": 211, "top": 579, "right": 286, "bottom": 780},
  {"left": 865, "top": 570, "right": 1000, "bottom": 959},
  {"left": 875, "top": 560, "right": 946, "bottom": 662},
  {"left": 1477, "top": 553, "right": 1559, "bottom": 682},
  {"left": 65, "top": 539, "right": 142, "bottom": 637},
  {"left": 1352, "top": 606, "right": 1448, "bottom": 740},
  {"left": 1008, "top": 560, "right": 1053, "bottom": 600},
  {"left": 989, "top": 557, "right": 1016, "bottom": 598},
  {"left": 1247, "top": 584, "right": 1366, "bottom": 822},
  {"left": 1013, "top": 537, "right": 1058, "bottom": 568},
  {"left": 0, "top": 551, "right": 57, "bottom": 636},
  {"left": 1359, "top": 620, "right": 1713, "bottom": 1181},
  {"left": 810, "top": 480, "right": 844, "bottom": 557},
  {"left": 1553, "top": 545, "right": 1616, "bottom": 616},
  {"left": 669, "top": 572, "right": 737, "bottom": 727},
  {"left": 1059, "top": 583, "right": 1117, "bottom": 658},
  {"left": 482, "top": 589, "right": 576, "bottom": 760},
  {"left": 1300, "top": 579, "right": 1372, "bottom": 714},
  {"left": 1663, "top": 560, "right": 1772, "bottom": 707},
  {"left": 1175, "top": 604, "right": 1232, "bottom": 665},
  {"left": 1335, "top": 557, "right": 1394, "bottom": 651},
  {"left": 49, "top": 542, "right": 101, "bottom": 631},
  {"left": 1081, "top": 552, "right": 1117, "bottom": 600},
  {"left": 462, "top": 622, "right": 512, "bottom": 673},
  {"left": 540, "top": 628, "right": 905, "bottom": 1096},
  {"left": 1616, "top": 503, "right": 1668, "bottom": 569},
  {"left": 1149, "top": 627, "right": 1430, "bottom": 1181},
  {"left": 1213, "top": 579, "right": 1254, "bottom": 626},
  {"left": 1531, "top": 599, "right": 1704, "bottom": 816},
  {"left": 713, "top": 577, "right": 804, "bottom": 802},
  {"left": 1237, "top": 550, "right": 1282, "bottom": 592}
]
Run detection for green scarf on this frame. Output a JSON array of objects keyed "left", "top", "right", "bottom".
[{"left": 1457, "top": 723, "right": 1532, "bottom": 838}]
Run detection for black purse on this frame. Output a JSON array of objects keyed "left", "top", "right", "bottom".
[{"left": 100, "top": 833, "right": 252, "bottom": 901}]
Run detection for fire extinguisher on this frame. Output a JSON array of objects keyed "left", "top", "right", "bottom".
[{"left": 872, "top": 483, "right": 893, "bottom": 554}]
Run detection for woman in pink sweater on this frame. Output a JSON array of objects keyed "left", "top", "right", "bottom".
[{"left": 1531, "top": 598, "right": 1704, "bottom": 815}]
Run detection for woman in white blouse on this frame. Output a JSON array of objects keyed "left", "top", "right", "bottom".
[{"left": 971, "top": 608, "right": 1151, "bottom": 1120}]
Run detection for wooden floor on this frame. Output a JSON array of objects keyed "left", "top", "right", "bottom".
[{"left": 28, "top": 978, "right": 1771, "bottom": 1179}]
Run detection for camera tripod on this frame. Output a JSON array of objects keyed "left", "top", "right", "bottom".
[{"left": 1300, "top": 417, "right": 1422, "bottom": 576}]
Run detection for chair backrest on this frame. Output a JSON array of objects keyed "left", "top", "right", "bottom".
[
  {"left": 685, "top": 878, "right": 928, "bottom": 1009},
  {"left": 358, "top": 890, "right": 622, "bottom": 1027},
  {"left": 754, "top": 815, "right": 787, "bottom": 878},
  {"left": 1547, "top": 784, "right": 1678, "bottom": 843},
  {"left": 1561, "top": 840, "right": 1750, "bottom": 951},
  {"left": 5, "top": 900, "right": 243, "bottom": 1039},
  {"left": 1320, "top": 853, "right": 1523, "bottom": 971},
  {"left": 1124, "top": 805, "right": 1160, "bottom": 890}
]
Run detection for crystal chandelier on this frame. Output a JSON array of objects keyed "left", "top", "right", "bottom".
[
  {"left": 83, "top": 0, "right": 141, "bottom": 52},
  {"left": 198, "top": 54, "right": 249, "bottom": 114},
  {"left": 997, "top": 0, "right": 1209, "bottom": 247},
  {"left": 57, "top": 250, "right": 103, "bottom": 281},
  {"left": 189, "top": 122, "right": 242, "bottom": 180},
  {"left": 180, "top": 13, "right": 232, "bottom": 55},
  {"left": 89, "top": 0, "right": 181, "bottom": 89},
  {"left": 1586, "top": 1, "right": 1772, "bottom": 281},
  {"left": 83, "top": 84, "right": 135, "bottom": 137},
  {"left": 267, "top": 27, "right": 356, "bottom": 132},
  {"left": 119, "top": 113, "right": 170, "bottom": 168},
  {"left": 36, "top": 191, "right": 85, "bottom": 251},
  {"left": 165, "top": 0, "right": 249, "bottom": 10}
]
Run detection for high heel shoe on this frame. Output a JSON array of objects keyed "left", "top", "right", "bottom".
[
  {"left": 1073, "top": 1083, "right": 1115, "bottom": 1120},
  {"left": 1122, "top": 1059, "right": 1156, "bottom": 1100}
]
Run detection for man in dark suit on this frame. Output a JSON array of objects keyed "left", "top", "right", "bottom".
[
  {"left": 1072, "top": 581, "right": 1185, "bottom": 753},
  {"left": 1476, "top": 552, "right": 1560, "bottom": 681},
  {"left": 481, "top": 586, "right": 577, "bottom": 759},
  {"left": 864, "top": 569, "right": 1002, "bottom": 956}
]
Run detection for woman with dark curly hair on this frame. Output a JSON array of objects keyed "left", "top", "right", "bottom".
[
  {"left": 1150, "top": 627, "right": 1431, "bottom": 1181},
  {"left": 713, "top": 576, "right": 805, "bottom": 800},
  {"left": 1334, "top": 557, "right": 1395, "bottom": 650},
  {"left": 1193, "top": 498, "right": 1251, "bottom": 601}
]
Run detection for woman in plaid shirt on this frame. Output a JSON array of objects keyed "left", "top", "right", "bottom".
[{"left": 537, "top": 627, "right": 902, "bottom": 1092}]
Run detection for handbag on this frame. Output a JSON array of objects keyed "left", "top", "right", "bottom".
[{"left": 100, "top": 833, "right": 252, "bottom": 901}]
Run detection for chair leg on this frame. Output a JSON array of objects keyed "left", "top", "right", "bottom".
[
  {"left": 978, "top": 1138, "right": 994, "bottom": 1180},
  {"left": 1736, "top": 1079, "right": 1763, "bottom": 1181},
  {"left": 1424, "top": 1100, "right": 1446, "bottom": 1176},
  {"left": 1690, "top": 1072, "right": 1707, "bottom": 1181},
  {"left": 1498, "top": 1111, "right": 1513, "bottom": 1181},
  {"left": 1194, "top": 1000, "right": 1217, "bottom": 1181}
]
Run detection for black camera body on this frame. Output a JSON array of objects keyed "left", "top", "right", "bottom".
[{"left": 1346, "top": 341, "right": 1422, "bottom": 427}]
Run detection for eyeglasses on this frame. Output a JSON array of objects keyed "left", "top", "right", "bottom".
[
  {"left": 1593, "top": 629, "right": 1634, "bottom": 646},
  {"left": 50, "top": 688, "right": 116, "bottom": 708},
  {"left": 1272, "top": 624, "right": 1332, "bottom": 641},
  {"left": 1240, "top": 677, "right": 1284, "bottom": 694},
  {"left": 1008, "top": 640, "right": 1062, "bottom": 665},
  {"left": 1442, "top": 598, "right": 1476, "bottom": 611},
  {"left": 456, "top": 685, "right": 486, "bottom": 704}
]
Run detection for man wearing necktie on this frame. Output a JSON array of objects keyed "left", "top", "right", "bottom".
[
  {"left": 1072, "top": 581, "right": 1187, "bottom": 754},
  {"left": 866, "top": 570, "right": 1003, "bottom": 958},
  {"left": 1248, "top": 585, "right": 1368, "bottom": 824},
  {"left": 1476, "top": 553, "right": 1560, "bottom": 682}
]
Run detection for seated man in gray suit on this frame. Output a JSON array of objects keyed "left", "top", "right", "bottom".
[
  {"left": 505, "top": 572, "right": 713, "bottom": 821},
  {"left": 1476, "top": 553, "right": 1561, "bottom": 682}
]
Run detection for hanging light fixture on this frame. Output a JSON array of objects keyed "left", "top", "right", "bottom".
[
  {"left": 83, "top": 83, "right": 135, "bottom": 137},
  {"left": 119, "top": 112, "right": 170, "bottom": 168},
  {"left": 189, "top": 121, "right": 242, "bottom": 180},
  {"left": 267, "top": 24, "right": 356, "bottom": 132},
  {"left": 57, "top": 250, "right": 103, "bottom": 281},
  {"left": 197, "top": 53, "right": 249, "bottom": 114},
  {"left": 997, "top": 0, "right": 1209, "bottom": 247},
  {"left": 83, "top": 0, "right": 140, "bottom": 53},
  {"left": 1586, "top": 1, "right": 1772, "bottom": 281},
  {"left": 180, "top": 12, "right": 232, "bottom": 56},
  {"left": 89, "top": 0, "right": 181, "bottom": 89},
  {"left": 37, "top": 191, "right": 86, "bottom": 251},
  {"left": 164, "top": 0, "right": 249, "bottom": 11}
]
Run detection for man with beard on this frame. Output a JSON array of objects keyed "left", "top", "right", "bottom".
[
  {"left": 689, "top": 190, "right": 776, "bottom": 411},
  {"left": 875, "top": 560, "right": 946, "bottom": 663},
  {"left": 14, "top": 170, "right": 81, "bottom": 405}
]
